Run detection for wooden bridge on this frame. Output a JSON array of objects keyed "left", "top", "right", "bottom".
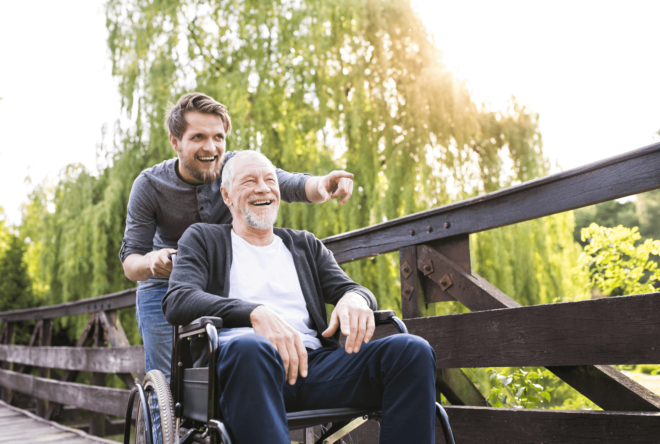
[{"left": 2, "top": 142, "right": 660, "bottom": 443}]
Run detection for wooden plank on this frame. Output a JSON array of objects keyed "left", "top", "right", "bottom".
[
  {"left": 399, "top": 246, "right": 421, "bottom": 319},
  {"left": 0, "top": 368, "right": 130, "bottom": 418},
  {"left": 0, "top": 345, "right": 145, "bottom": 374},
  {"left": 0, "top": 400, "right": 115, "bottom": 443},
  {"left": 403, "top": 292, "right": 660, "bottom": 369},
  {"left": 323, "top": 142, "right": 660, "bottom": 264},
  {"left": 436, "top": 406, "right": 660, "bottom": 444},
  {"left": 0, "top": 288, "right": 136, "bottom": 323}
]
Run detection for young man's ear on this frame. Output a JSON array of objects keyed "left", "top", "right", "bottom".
[
  {"left": 169, "top": 133, "right": 180, "bottom": 152},
  {"left": 220, "top": 186, "right": 232, "bottom": 208}
]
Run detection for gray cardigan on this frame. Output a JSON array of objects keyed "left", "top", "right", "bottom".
[{"left": 162, "top": 224, "right": 377, "bottom": 355}]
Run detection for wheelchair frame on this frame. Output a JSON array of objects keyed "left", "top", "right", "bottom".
[{"left": 125, "top": 311, "right": 456, "bottom": 444}]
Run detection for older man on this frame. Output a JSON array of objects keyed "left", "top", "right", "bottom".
[{"left": 163, "top": 151, "right": 437, "bottom": 443}]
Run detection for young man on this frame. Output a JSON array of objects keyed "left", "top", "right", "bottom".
[
  {"left": 163, "top": 151, "right": 437, "bottom": 443},
  {"left": 120, "top": 93, "right": 355, "bottom": 378}
]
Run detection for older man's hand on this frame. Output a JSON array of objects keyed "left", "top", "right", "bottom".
[
  {"left": 322, "top": 292, "right": 375, "bottom": 354},
  {"left": 250, "top": 305, "right": 308, "bottom": 385}
]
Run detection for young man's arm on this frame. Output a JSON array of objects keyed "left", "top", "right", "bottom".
[
  {"left": 276, "top": 169, "right": 354, "bottom": 205},
  {"left": 120, "top": 174, "right": 175, "bottom": 281}
]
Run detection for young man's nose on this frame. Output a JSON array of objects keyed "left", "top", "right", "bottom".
[{"left": 201, "top": 138, "right": 216, "bottom": 153}]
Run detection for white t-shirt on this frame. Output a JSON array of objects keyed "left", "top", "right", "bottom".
[{"left": 218, "top": 230, "right": 322, "bottom": 350}]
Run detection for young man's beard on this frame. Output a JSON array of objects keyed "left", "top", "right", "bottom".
[
  {"left": 239, "top": 202, "right": 279, "bottom": 230},
  {"left": 179, "top": 153, "right": 223, "bottom": 185}
]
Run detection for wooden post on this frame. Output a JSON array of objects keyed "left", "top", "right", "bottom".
[
  {"left": 0, "top": 323, "right": 15, "bottom": 402},
  {"left": 89, "top": 315, "right": 106, "bottom": 437},
  {"left": 45, "top": 314, "right": 96, "bottom": 420},
  {"left": 36, "top": 320, "right": 51, "bottom": 417}
]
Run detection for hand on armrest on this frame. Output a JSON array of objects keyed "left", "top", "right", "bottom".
[{"left": 322, "top": 292, "right": 375, "bottom": 354}]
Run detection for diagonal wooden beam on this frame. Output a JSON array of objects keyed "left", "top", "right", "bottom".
[{"left": 417, "top": 244, "right": 660, "bottom": 412}]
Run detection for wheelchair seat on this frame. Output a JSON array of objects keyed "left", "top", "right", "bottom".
[{"left": 182, "top": 367, "right": 376, "bottom": 429}]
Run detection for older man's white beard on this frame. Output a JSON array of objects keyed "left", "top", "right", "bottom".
[{"left": 239, "top": 203, "right": 279, "bottom": 230}]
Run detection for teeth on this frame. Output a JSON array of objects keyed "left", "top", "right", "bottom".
[
  {"left": 198, "top": 156, "right": 216, "bottom": 161},
  {"left": 251, "top": 200, "right": 272, "bottom": 206}
]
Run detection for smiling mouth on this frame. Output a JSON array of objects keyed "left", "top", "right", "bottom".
[
  {"left": 197, "top": 155, "right": 218, "bottom": 163},
  {"left": 250, "top": 200, "right": 273, "bottom": 206}
]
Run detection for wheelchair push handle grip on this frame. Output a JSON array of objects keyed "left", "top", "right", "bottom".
[
  {"left": 178, "top": 316, "right": 224, "bottom": 335},
  {"left": 169, "top": 253, "right": 177, "bottom": 266}
]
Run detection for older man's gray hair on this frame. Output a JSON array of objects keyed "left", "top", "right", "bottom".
[{"left": 221, "top": 150, "right": 278, "bottom": 191}]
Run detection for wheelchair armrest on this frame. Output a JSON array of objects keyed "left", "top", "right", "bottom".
[
  {"left": 373, "top": 310, "right": 408, "bottom": 334},
  {"left": 178, "top": 316, "right": 224, "bottom": 336}
]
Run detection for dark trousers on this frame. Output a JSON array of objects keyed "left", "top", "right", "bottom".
[{"left": 215, "top": 333, "right": 437, "bottom": 444}]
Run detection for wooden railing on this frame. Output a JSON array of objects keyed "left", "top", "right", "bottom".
[{"left": 2, "top": 141, "right": 660, "bottom": 442}]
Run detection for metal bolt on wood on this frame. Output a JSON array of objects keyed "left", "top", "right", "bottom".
[
  {"left": 426, "top": 225, "right": 433, "bottom": 232},
  {"left": 444, "top": 221, "right": 451, "bottom": 229},
  {"left": 409, "top": 229, "right": 415, "bottom": 236}
]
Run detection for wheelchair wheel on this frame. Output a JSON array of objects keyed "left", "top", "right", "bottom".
[{"left": 135, "top": 370, "right": 177, "bottom": 444}]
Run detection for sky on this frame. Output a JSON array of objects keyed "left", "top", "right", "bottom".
[{"left": 1, "top": 0, "right": 659, "bottom": 225}]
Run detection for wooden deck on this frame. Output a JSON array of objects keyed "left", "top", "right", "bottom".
[{"left": 0, "top": 400, "right": 116, "bottom": 444}]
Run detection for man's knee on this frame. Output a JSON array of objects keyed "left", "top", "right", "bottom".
[
  {"left": 383, "top": 334, "right": 436, "bottom": 369},
  {"left": 221, "top": 333, "right": 283, "bottom": 370}
]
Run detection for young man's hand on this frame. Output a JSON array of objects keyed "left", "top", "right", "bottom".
[
  {"left": 305, "top": 170, "right": 354, "bottom": 205},
  {"left": 322, "top": 292, "right": 375, "bottom": 354},
  {"left": 146, "top": 248, "right": 178, "bottom": 279},
  {"left": 122, "top": 248, "right": 177, "bottom": 281},
  {"left": 250, "top": 306, "right": 308, "bottom": 385}
]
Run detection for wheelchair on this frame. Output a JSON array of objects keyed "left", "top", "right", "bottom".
[{"left": 124, "top": 311, "right": 457, "bottom": 444}]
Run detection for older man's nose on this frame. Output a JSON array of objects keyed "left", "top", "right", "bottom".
[{"left": 254, "top": 177, "right": 270, "bottom": 193}]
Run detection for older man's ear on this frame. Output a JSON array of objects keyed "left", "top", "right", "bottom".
[{"left": 220, "top": 186, "right": 232, "bottom": 208}]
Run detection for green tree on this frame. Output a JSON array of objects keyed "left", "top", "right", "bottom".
[
  {"left": 0, "top": 210, "right": 36, "bottom": 344},
  {"left": 578, "top": 223, "right": 660, "bottom": 297},
  {"left": 573, "top": 201, "right": 639, "bottom": 245},
  {"left": 636, "top": 189, "right": 660, "bottom": 241}
]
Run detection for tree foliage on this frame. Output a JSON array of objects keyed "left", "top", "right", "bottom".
[
  {"left": 578, "top": 223, "right": 660, "bottom": 297},
  {"left": 17, "top": 0, "right": 581, "bottom": 343},
  {"left": 0, "top": 210, "right": 37, "bottom": 344}
]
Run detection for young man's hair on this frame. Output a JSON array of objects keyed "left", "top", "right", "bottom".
[{"left": 165, "top": 92, "right": 232, "bottom": 140}]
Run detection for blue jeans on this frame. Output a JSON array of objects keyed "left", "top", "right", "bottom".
[
  {"left": 215, "top": 333, "right": 437, "bottom": 444},
  {"left": 136, "top": 280, "right": 172, "bottom": 379},
  {"left": 136, "top": 280, "right": 172, "bottom": 444}
]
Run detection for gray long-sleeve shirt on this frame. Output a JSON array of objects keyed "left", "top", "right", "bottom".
[{"left": 119, "top": 152, "right": 311, "bottom": 282}]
